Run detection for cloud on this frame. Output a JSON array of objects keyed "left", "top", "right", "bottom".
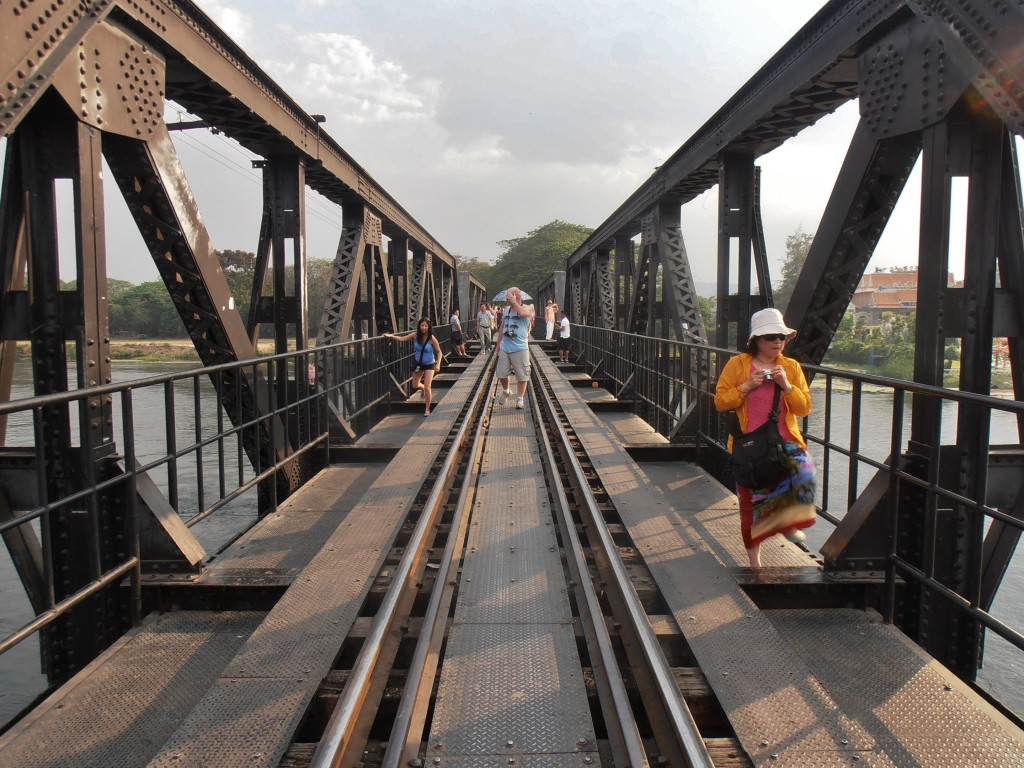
[
  {"left": 170, "top": 0, "right": 863, "bottom": 268},
  {"left": 268, "top": 31, "right": 441, "bottom": 123},
  {"left": 195, "top": 1, "right": 255, "bottom": 48}
]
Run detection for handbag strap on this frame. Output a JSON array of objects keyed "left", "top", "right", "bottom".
[{"left": 729, "top": 383, "right": 782, "bottom": 439}]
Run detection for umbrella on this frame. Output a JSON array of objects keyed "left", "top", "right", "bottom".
[{"left": 492, "top": 289, "right": 533, "bottom": 302}]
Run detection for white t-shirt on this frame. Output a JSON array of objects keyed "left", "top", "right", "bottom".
[{"left": 558, "top": 317, "right": 570, "bottom": 338}]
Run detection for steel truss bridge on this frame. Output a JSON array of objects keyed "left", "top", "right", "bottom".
[{"left": 1, "top": 0, "right": 1024, "bottom": 765}]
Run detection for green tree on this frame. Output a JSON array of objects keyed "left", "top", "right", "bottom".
[
  {"left": 774, "top": 228, "right": 813, "bottom": 312},
  {"left": 697, "top": 295, "right": 716, "bottom": 336},
  {"left": 455, "top": 254, "right": 494, "bottom": 281},
  {"left": 304, "top": 258, "right": 335, "bottom": 338},
  {"left": 219, "top": 249, "right": 256, "bottom": 311},
  {"left": 109, "top": 281, "right": 182, "bottom": 337},
  {"left": 486, "top": 220, "right": 593, "bottom": 299}
]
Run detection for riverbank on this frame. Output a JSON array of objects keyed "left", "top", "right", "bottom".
[{"left": 12, "top": 339, "right": 278, "bottom": 363}]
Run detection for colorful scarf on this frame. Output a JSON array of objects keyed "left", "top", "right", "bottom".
[{"left": 750, "top": 442, "right": 817, "bottom": 541}]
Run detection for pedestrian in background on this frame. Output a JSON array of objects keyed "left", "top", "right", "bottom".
[
  {"left": 713, "top": 308, "right": 816, "bottom": 568},
  {"left": 544, "top": 299, "right": 556, "bottom": 340},
  {"left": 450, "top": 308, "right": 468, "bottom": 357},
  {"left": 477, "top": 302, "right": 494, "bottom": 352},
  {"left": 385, "top": 318, "right": 442, "bottom": 416},
  {"left": 496, "top": 287, "right": 536, "bottom": 409},
  {"left": 557, "top": 310, "right": 571, "bottom": 362}
]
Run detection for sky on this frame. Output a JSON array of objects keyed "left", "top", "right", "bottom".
[{"left": 16, "top": 0, "right": 948, "bottom": 291}]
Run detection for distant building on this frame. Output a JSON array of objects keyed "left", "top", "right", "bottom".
[{"left": 851, "top": 270, "right": 958, "bottom": 325}]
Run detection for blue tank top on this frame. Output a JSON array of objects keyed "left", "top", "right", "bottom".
[{"left": 414, "top": 337, "right": 436, "bottom": 366}]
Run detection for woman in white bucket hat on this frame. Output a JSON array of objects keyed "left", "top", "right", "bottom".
[{"left": 714, "top": 308, "right": 816, "bottom": 568}]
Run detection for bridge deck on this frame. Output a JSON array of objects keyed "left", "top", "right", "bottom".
[{"left": 1, "top": 348, "right": 1022, "bottom": 767}]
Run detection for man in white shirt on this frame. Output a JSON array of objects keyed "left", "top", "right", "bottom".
[{"left": 557, "top": 310, "right": 571, "bottom": 362}]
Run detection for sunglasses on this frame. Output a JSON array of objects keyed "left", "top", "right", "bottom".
[{"left": 759, "top": 334, "right": 788, "bottom": 342}]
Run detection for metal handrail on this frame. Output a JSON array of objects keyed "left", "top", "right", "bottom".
[
  {"left": 0, "top": 335, "right": 416, "bottom": 669},
  {"left": 572, "top": 324, "right": 1024, "bottom": 667}
]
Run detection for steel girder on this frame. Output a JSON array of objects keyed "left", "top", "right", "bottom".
[
  {"left": 783, "top": 125, "right": 922, "bottom": 365},
  {"left": 614, "top": 238, "right": 634, "bottom": 331},
  {"left": 565, "top": 247, "right": 613, "bottom": 331},
  {"left": 0, "top": 95, "right": 130, "bottom": 681},
  {"left": 716, "top": 154, "right": 772, "bottom": 347},
  {"left": 567, "top": 262, "right": 584, "bottom": 326},
  {"left": 458, "top": 271, "right": 487, "bottom": 323},
  {"left": 317, "top": 206, "right": 384, "bottom": 344},
  {"left": 904, "top": 0, "right": 1024, "bottom": 136},
  {"left": 626, "top": 203, "right": 706, "bottom": 344},
  {"left": 535, "top": 271, "right": 567, "bottom": 322},
  {"left": 248, "top": 156, "right": 310, "bottom": 355},
  {"left": 566, "top": 0, "right": 886, "bottom": 275},
  {"left": 102, "top": 128, "right": 304, "bottom": 492}
]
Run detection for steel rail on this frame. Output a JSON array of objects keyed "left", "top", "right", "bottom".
[
  {"left": 309, "top": 358, "right": 494, "bottom": 768},
  {"left": 528, "top": 363, "right": 651, "bottom": 768},
  {"left": 531, "top": 350, "right": 715, "bottom": 768},
  {"left": 381, "top": 354, "right": 499, "bottom": 768},
  {"left": 0, "top": 557, "right": 139, "bottom": 655}
]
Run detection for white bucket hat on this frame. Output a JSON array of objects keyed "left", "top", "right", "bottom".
[{"left": 749, "top": 308, "right": 797, "bottom": 341}]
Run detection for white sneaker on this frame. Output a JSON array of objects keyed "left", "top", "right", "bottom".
[
  {"left": 498, "top": 389, "right": 511, "bottom": 404},
  {"left": 515, "top": 396, "right": 525, "bottom": 409}
]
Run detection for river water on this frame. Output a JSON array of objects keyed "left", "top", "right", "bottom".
[{"left": 0, "top": 362, "right": 1021, "bottom": 727}]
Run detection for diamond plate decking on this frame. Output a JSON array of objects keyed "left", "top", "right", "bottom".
[{"left": 428, "top": 379, "right": 599, "bottom": 766}]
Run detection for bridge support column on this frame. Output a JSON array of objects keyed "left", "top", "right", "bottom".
[
  {"left": 716, "top": 153, "right": 771, "bottom": 348},
  {"left": 0, "top": 93, "right": 128, "bottom": 682}
]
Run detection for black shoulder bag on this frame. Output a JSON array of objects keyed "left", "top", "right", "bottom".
[{"left": 729, "top": 384, "right": 790, "bottom": 489}]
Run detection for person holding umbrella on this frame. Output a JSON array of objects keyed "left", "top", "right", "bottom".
[{"left": 495, "top": 287, "right": 535, "bottom": 409}]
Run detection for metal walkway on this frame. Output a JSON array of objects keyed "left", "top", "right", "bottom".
[{"left": 1, "top": 347, "right": 1023, "bottom": 768}]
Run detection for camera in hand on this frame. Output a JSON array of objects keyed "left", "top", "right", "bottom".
[{"left": 763, "top": 371, "right": 773, "bottom": 380}]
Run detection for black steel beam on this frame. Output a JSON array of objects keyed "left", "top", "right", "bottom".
[{"left": 569, "top": 0, "right": 903, "bottom": 270}]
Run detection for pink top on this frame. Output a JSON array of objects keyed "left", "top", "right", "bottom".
[{"left": 745, "top": 364, "right": 796, "bottom": 442}]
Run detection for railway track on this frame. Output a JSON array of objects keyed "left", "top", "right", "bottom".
[{"left": 280, "top": 349, "right": 752, "bottom": 768}]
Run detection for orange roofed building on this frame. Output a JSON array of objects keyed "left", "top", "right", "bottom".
[{"left": 851, "top": 270, "right": 959, "bottom": 324}]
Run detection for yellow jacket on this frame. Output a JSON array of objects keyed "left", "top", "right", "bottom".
[{"left": 714, "top": 353, "right": 811, "bottom": 449}]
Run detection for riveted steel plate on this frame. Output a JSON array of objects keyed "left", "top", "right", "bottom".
[
  {"left": 429, "top": 385, "right": 595, "bottom": 763},
  {"left": 0, "top": 611, "right": 262, "bottom": 768},
  {"left": 437, "top": 753, "right": 599, "bottom": 768},
  {"left": 148, "top": 678, "right": 312, "bottom": 768},
  {"left": 203, "top": 464, "right": 380, "bottom": 575},
  {"left": 459, "top": 399, "right": 565, "bottom": 623},
  {"left": 768, "top": 608, "right": 1024, "bottom": 766},
  {"left": 431, "top": 622, "right": 595, "bottom": 761}
]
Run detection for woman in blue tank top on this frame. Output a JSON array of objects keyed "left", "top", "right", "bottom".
[{"left": 385, "top": 318, "right": 443, "bottom": 416}]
